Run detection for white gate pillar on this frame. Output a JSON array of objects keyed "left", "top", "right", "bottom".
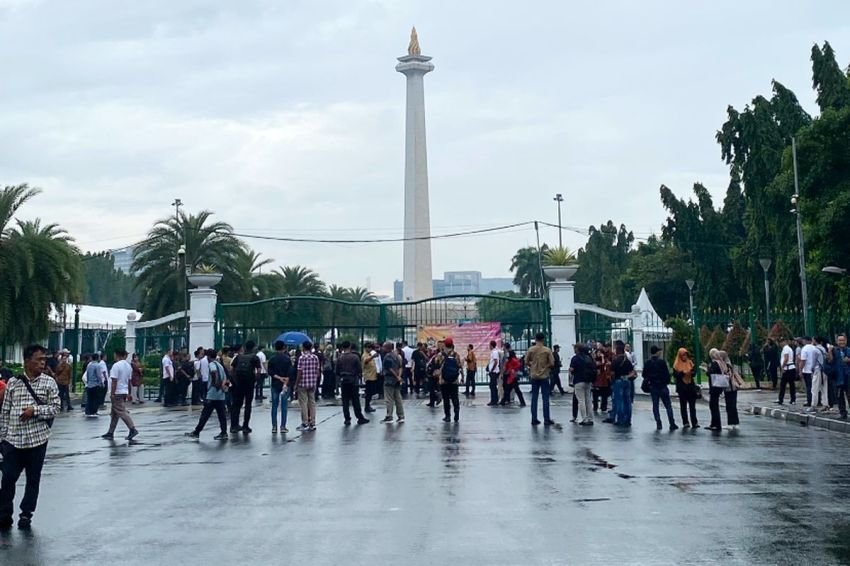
[
  {"left": 188, "top": 274, "right": 222, "bottom": 351},
  {"left": 125, "top": 313, "right": 138, "bottom": 355},
  {"left": 546, "top": 267, "right": 578, "bottom": 383},
  {"left": 630, "top": 305, "right": 646, "bottom": 393}
]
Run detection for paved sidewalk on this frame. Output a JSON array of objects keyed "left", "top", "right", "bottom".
[{"left": 733, "top": 388, "right": 850, "bottom": 433}]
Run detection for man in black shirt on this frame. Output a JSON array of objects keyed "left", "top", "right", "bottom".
[
  {"left": 643, "top": 345, "right": 678, "bottom": 431},
  {"left": 177, "top": 353, "right": 194, "bottom": 407},
  {"left": 268, "top": 341, "right": 292, "bottom": 434},
  {"left": 230, "top": 341, "right": 262, "bottom": 434},
  {"left": 336, "top": 341, "right": 369, "bottom": 425}
]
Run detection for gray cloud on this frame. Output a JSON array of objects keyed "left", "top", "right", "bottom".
[{"left": 1, "top": 0, "right": 849, "bottom": 294}]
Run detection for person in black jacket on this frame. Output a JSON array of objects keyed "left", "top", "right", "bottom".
[{"left": 643, "top": 345, "right": 678, "bottom": 431}]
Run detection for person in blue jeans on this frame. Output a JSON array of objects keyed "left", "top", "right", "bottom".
[
  {"left": 604, "top": 341, "right": 635, "bottom": 426},
  {"left": 643, "top": 345, "right": 679, "bottom": 431},
  {"left": 268, "top": 341, "right": 292, "bottom": 434},
  {"left": 525, "top": 333, "right": 555, "bottom": 426}
]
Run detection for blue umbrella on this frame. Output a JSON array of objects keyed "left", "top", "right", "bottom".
[{"left": 275, "top": 331, "right": 312, "bottom": 346}]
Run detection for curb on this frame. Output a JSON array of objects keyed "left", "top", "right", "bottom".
[{"left": 748, "top": 405, "right": 850, "bottom": 433}]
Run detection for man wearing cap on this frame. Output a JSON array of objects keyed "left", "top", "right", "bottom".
[{"left": 437, "top": 338, "right": 463, "bottom": 422}]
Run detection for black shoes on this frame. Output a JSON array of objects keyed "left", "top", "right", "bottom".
[
  {"left": 230, "top": 426, "right": 242, "bottom": 433},
  {"left": 357, "top": 418, "right": 370, "bottom": 425},
  {"left": 442, "top": 417, "right": 451, "bottom": 423},
  {"left": 670, "top": 424, "right": 679, "bottom": 431},
  {"left": 101, "top": 433, "right": 114, "bottom": 440},
  {"left": 126, "top": 429, "right": 139, "bottom": 441},
  {"left": 544, "top": 420, "right": 556, "bottom": 426},
  {"left": 0, "top": 515, "right": 13, "bottom": 530},
  {"left": 344, "top": 420, "right": 352, "bottom": 426},
  {"left": 242, "top": 426, "right": 252, "bottom": 434},
  {"left": 17, "top": 515, "right": 31, "bottom": 530},
  {"left": 531, "top": 420, "right": 541, "bottom": 426},
  {"left": 214, "top": 432, "right": 228, "bottom": 440},
  {"left": 185, "top": 431, "right": 200, "bottom": 439}
]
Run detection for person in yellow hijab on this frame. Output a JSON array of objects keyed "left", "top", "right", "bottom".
[{"left": 672, "top": 348, "right": 699, "bottom": 428}]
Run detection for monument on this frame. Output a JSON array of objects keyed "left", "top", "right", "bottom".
[{"left": 396, "top": 27, "right": 434, "bottom": 301}]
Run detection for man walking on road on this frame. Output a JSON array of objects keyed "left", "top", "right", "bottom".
[
  {"left": 84, "top": 353, "right": 104, "bottom": 417},
  {"left": 186, "top": 349, "right": 230, "bottom": 440},
  {"left": 0, "top": 345, "right": 60, "bottom": 530},
  {"left": 381, "top": 341, "right": 405, "bottom": 423},
  {"left": 295, "top": 341, "right": 320, "bottom": 431},
  {"left": 526, "top": 333, "right": 555, "bottom": 426},
  {"left": 101, "top": 349, "right": 139, "bottom": 441},
  {"left": 54, "top": 350, "right": 73, "bottom": 412},
  {"left": 336, "top": 341, "right": 369, "bottom": 426}
]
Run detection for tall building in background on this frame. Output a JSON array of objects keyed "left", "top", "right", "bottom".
[
  {"left": 110, "top": 245, "right": 136, "bottom": 274},
  {"left": 396, "top": 27, "right": 434, "bottom": 301},
  {"left": 393, "top": 272, "right": 517, "bottom": 302}
]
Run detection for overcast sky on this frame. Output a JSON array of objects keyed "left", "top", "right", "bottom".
[{"left": 2, "top": 0, "right": 849, "bottom": 295}]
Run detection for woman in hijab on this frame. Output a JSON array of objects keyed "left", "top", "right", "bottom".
[
  {"left": 708, "top": 349, "right": 740, "bottom": 431},
  {"left": 719, "top": 349, "right": 740, "bottom": 430},
  {"left": 672, "top": 348, "right": 699, "bottom": 428}
]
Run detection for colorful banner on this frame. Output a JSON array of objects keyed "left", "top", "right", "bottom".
[{"left": 417, "top": 322, "right": 501, "bottom": 367}]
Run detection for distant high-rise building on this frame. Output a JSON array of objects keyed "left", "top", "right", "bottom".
[
  {"left": 393, "top": 271, "right": 516, "bottom": 301},
  {"left": 110, "top": 246, "right": 136, "bottom": 274}
]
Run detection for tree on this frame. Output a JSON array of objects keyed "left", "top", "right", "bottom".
[
  {"left": 132, "top": 211, "right": 247, "bottom": 318},
  {"left": 82, "top": 252, "right": 138, "bottom": 309},
  {"left": 811, "top": 41, "right": 850, "bottom": 112},
  {"left": 620, "top": 236, "right": 691, "bottom": 319},
  {"left": 347, "top": 287, "right": 378, "bottom": 303},
  {"left": 574, "top": 221, "right": 633, "bottom": 311},
  {"left": 276, "top": 266, "right": 326, "bottom": 297},
  {"left": 0, "top": 185, "right": 83, "bottom": 345},
  {"left": 510, "top": 245, "right": 547, "bottom": 297}
]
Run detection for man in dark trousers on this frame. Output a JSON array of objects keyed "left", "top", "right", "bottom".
[
  {"left": 336, "top": 341, "right": 369, "bottom": 426},
  {"left": 230, "top": 340, "right": 261, "bottom": 434},
  {"left": 550, "top": 344, "right": 566, "bottom": 395},
  {"left": 0, "top": 344, "right": 60, "bottom": 530},
  {"left": 643, "top": 345, "right": 679, "bottom": 431}
]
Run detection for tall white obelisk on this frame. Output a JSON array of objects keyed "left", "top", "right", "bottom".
[{"left": 396, "top": 27, "right": 434, "bottom": 301}]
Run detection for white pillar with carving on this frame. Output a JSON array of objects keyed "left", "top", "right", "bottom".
[
  {"left": 187, "top": 274, "right": 222, "bottom": 351},
  {"left": 125, "top": 313, "right": 138, "bottom": 355}
]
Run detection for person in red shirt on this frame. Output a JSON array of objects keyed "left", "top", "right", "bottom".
[{"left": 500, "top": 350, "right": 522, "bottom": 406}]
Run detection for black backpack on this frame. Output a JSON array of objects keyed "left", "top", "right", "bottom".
[
  {"left": 442, "top": 353, "right": 460, "bottom": 383},
  {"left": 582, "top": 354, "right": 597, "bottom": 382},
  {"left": 234, "top": 353, "right": 256, "bottom": 381}
]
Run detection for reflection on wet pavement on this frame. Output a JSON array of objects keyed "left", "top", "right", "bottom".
[{"left": 1, "top": 398, "right": 849, "bottom": 565}]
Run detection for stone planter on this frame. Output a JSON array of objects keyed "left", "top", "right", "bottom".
[
  {"left": 187, "top": 273, "right": 223, "bottom": 289},
  {"left": 543, "top": 265, "right": 578, "bottom": 282}
]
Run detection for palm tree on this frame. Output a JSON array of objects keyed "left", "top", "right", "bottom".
[
  {"left": 327, "top": 284, "right": 351, "bottom": 301},
  {"left": 510, "top": 245, "right": 548, "bottom": 297},
  {"left": 347, "top": 286, "right": 378, "bottom": 303},
  {"left": 235, "top": 249, "right": 275, "bottom": 299},
  {"left": 276, "top": 265, "right": 326, "bottom": 297},
  {"left": 132, "top": 211, "right": 247, "bottom": 318},
  {"left": 0, "top": 185, "right": 83, "bottom": 345}
]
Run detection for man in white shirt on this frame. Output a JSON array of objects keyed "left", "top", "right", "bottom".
[
  {"left": 371, "top": 345, "right": 383, "bottom": 399},
  {"left": 96, "top": 354, "right": 109, "bottom": 411},
  {"left": 255, "top": 349, "right": 268, "bottom": 401},
  {"left": 160, "top": 350, "right": 175, "bottom": 406},
  {"left": 486, "top": 340, "right": 502, "bottom": 407},
  {"left": 777, "top": 339, "right": 798, "bottom": 405},
  {"left": 809, "top": 337, "right": 829, "bottom": 412},
  {"left": 102, "top": 350, "right": 139, "bottom": 441},
  {"left": 402, "top": 341, "right": 415, "bottom": 396},
  {"left": 799, "top": 337, "right": 816, "bottom": 407}
]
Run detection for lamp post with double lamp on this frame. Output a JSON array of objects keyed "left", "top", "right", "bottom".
[
  {"left": 759, "top": 258, "right": 772, "bottom": 329},
  {"left": 553, "top": 193, "right": 564, "bottom": 248},
  {"left": 791, "top": 137, "right": 812, "bottom": 335},
  {"left": 177, "top": 245, "right": 190, "bottom": 351}
]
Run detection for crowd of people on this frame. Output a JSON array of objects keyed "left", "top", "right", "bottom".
[{"left": 9, "top": 330, "right": 840, "bottom": 531}]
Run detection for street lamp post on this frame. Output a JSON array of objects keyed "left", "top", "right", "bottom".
[
  {"left": 685, "top": 279, "right": 695, "bottom": 323},
  {"left": 178, "top": 245, "right": 189, "bottom": 351},
  {"left": 759, "top": 258, "right": 772, "bottom": 329},
  {"left": 553, "top": 193, "right": 564, "bottom": 248},
  {"left": 791, "top": 137, "right": 811, "bottom": 335}
]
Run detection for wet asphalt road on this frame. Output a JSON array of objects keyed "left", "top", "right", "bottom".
[{"left": 2, "top": 394, "right": 850, "bottom": 566}]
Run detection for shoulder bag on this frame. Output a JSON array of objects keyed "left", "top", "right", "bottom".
[{"left": 19, "top": 376, "right": 54, "bottom": 428}]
